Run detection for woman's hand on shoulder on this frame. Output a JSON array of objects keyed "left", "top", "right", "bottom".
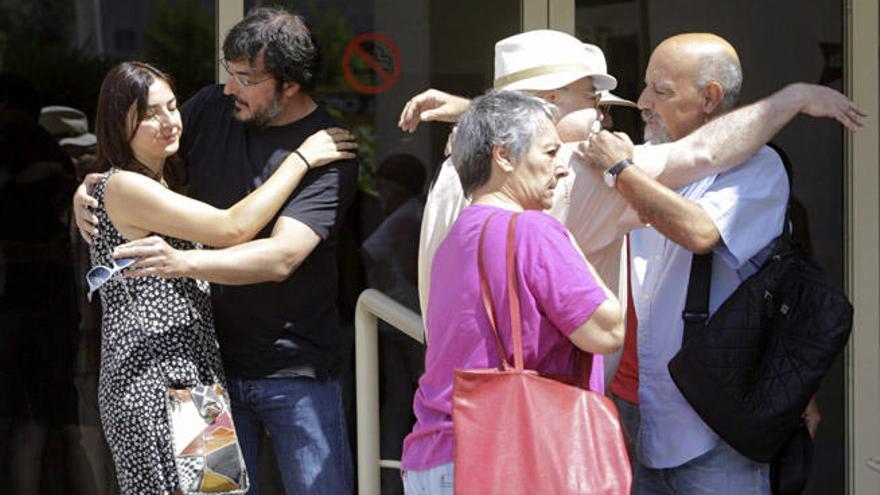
[{"left": 295, "top": 127, "right": 358, "bottom": 169}]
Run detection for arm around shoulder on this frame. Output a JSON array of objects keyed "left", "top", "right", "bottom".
[
  {"left": 104, "top": 167, "right": 305, "bottom": 247},
  {"left": 105, "top": 128, "right": 355, "bottom": 247},
  {"left": 657, "top": 83, "right": 864, "bottom": 189}
]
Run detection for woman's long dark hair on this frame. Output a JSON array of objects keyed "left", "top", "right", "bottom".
[{"left": 95, "top": 61, "right": 186, "bottom": 191}]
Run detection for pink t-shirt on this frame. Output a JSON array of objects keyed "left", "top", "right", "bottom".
[{"left": 401, "top": 205, "right": 608, "bottom": 471}]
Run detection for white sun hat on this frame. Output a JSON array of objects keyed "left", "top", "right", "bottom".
[{"left": 493, "top": 30, "right": 618, "bottom": 92}]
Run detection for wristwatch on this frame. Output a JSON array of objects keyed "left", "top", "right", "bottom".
[{"left": 603, "top": 158, "right": 633, "bottom": 188}]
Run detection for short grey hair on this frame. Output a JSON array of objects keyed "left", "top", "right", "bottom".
[
  {"left": 696, "top": 53, "right": 743, "bottom": 112},
  {"left": 452, "top": 90, "right": 558, "bottom": 196}
]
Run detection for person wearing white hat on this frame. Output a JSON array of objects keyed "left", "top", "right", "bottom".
[{"left": 404, "top": 30, "right": 645, "bottom": 317}]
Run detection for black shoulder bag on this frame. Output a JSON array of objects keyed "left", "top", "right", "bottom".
[{"left": 667, "top": 147, "right": 853, "bottom": 495}]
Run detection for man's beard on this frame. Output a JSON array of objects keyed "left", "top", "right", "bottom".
[
  {"left": 236, "top": 94, "right": 284, "bottom": 129},
  {"left": 641, "top": 109, "right": 672, "bottom": 144}
]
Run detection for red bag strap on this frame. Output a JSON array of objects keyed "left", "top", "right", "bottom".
[
  {"left": 477, "top": 212, "right": 524, "bottom": 371},
  {"left": 504, "top": 214, "right": 525, "bottom": 371},
  {"left": 576, "top": 349, "right": 594, "bottom": 390},
  {"left": 478, "top": 212, "right": 512, "bottom": 370},
  {"left": 479, "top": 211, "right": 597, "bottom": 385}
]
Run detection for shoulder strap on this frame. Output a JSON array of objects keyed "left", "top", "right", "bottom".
[
  {"left": 683, "top": 253, "right": 712, "bottom": 344},
  {"left": 504, "top": 214, "right": 525, "bottom": 371},
  {"left": 478, "top": 212, "right": 511, "bottom": 370},
  {"left": 766, "top": 143, "right": 795, "bottom": 248},
  {"left": 683, "top": 144, "right": 797, "bottom": 344},
  {"left": 477, "top": 212, "right": 524, "bottom": 371}
]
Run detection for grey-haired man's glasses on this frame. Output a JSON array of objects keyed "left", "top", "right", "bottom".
[
  {"left": 219, "top": 58, "right": 274, "bottom": 88},
  {"left": 86, "top": 257, "right": 136, "bottom": 302}
]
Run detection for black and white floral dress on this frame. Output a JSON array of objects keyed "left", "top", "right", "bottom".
[{"left": 90, "top": 169, "right": 225, "bottom": 494}]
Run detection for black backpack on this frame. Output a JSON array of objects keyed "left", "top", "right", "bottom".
[{"left": 667, "top": 146, "right": 853, "bottom": 492}]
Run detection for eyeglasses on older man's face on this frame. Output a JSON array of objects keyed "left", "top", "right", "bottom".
[{"left": 220, "top": 58, "right": 274, "bottom": 88}]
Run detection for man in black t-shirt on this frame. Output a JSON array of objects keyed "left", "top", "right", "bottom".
[{"left": 76, "top": 8, "right": 357, "bottom": 494}]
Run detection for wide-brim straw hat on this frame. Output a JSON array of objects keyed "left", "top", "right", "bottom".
[{"left": 494, "top": 30, "right": 617, "bottom": 92}]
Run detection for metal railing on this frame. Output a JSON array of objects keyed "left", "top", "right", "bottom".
[{"left": 355, "top": 288, "right": 425, "bottom": 495}]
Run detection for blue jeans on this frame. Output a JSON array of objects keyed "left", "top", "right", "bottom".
[
  {"left": 402, "top": 463, "right": 454, "bottom": 495},
  {"left": 635, "top": 441, "right": 770, "bottom": 495},
  {"left": 227, "top": 376, "right": 353, "bottom": 495}
]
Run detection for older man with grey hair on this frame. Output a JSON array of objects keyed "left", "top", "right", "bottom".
[{"left": 582, "top": 32, "right": 862, "bottom": 493}]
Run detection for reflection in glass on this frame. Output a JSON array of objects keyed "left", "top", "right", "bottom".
[{"left": 1, "top": 1, "right": 216, "bottom": 493}]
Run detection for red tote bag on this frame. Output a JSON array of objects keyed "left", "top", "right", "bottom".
[{"left": 452, "top": 213, "right": 631, "bottom": 495}]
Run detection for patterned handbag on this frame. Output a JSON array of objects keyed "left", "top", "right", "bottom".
[
  {"left": 165, "top": 383, "right": 249, "bottom": 493},
  {"left": 121, "top": 278, "right": 250, "bottom": 494}
]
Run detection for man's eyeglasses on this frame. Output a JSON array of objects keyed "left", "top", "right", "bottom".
[
  {"left": 219, "top": 58, "right": 274, "bottom": 88},
  {"left": 86, "top": 257, "right": 135, "bottom": 302}
]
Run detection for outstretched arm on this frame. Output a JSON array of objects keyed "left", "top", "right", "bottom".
[
  {"left": 398, "top": 89, "right": 471, "bottom": 133},
  {"left": 655, "top": 83, "right": 865, "bottom": 189}
]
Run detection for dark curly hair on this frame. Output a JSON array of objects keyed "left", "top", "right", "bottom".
[{"left": 222, "top": 7, "right": 322, "bottom": 92}]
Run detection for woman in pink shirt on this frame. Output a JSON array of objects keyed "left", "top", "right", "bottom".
[{"left": 401, "top": 91, "right": 624, "bottom": 494}]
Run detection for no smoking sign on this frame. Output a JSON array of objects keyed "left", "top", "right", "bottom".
[{"left": 341, "top": 33, "right": 401, "bottom": 95}]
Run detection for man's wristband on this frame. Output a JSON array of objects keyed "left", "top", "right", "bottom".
[
  {"left": 294, "top": 150, "right": 312, "bottom": 171},
  {"left": 603, "top": 158, "right": 633, "bottom": 188}
]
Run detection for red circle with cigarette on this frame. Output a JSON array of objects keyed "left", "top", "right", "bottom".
[{"left": 342, "top": 33, "right": 402, "bottom": 95}]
